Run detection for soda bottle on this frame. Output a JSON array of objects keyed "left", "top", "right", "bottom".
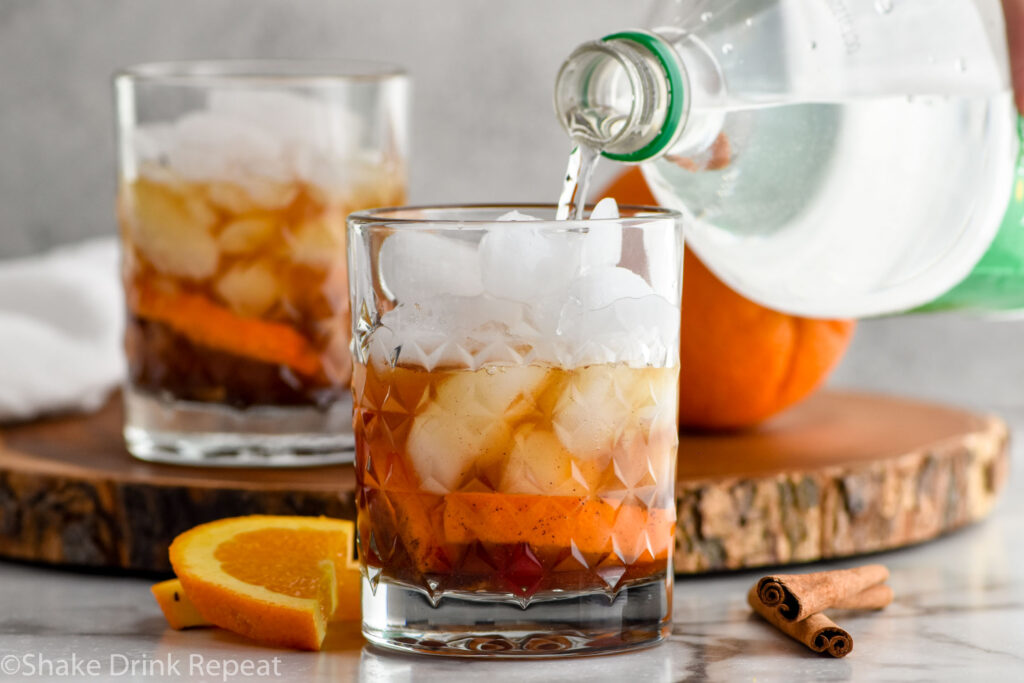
[{"left": 554, "top": 0, "right": 1019, "bottom": 317}]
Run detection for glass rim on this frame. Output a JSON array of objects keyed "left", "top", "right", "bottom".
[
  {"left": 347, "top": 203, "right": 681, "bottom": 228},
  {"left": 114, "top": 59, "right": 407, "bottom": 85}
]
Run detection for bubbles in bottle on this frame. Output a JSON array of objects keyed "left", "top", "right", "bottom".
[
  {"left": 700, "top": 11, "right": 712, "bottom": 22},
  {"left": 745, "top": 18, "right": 753, "bottom": 27},
  {"left": 874, "top": 0, "right": 893, "bottom": 13},
  {"left": 721, "top": 43, "right": 733, "bottom": 55}
]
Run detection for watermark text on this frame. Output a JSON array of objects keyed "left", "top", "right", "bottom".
[{"left": 0, "top": 652, "right": 283, "bottom": 680}]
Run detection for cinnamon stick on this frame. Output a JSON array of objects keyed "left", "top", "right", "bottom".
[
  {"left": 747, "top": 587, "right": 853, "bottom": 658},
  {"left": 831, "top": 583, "right": 894, "bottom": 611},
  {"left": 756, "top": 564, "right": 890, "bottom": 621}
]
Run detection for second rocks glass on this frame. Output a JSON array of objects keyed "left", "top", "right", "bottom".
[{"left": 115, "top": 60, "right": 408, "bottom": 466}]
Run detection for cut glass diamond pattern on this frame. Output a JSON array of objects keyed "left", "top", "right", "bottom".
[{"left": 352, "top": 360, "right": 677, "bottom": 603}]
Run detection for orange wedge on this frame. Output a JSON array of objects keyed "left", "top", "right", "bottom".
[
  {"left": 168, "top": 515, "right": 359, "bottom": 651},
  {"left": 151, "top": 578, "right": 210, "bottom": 630}
]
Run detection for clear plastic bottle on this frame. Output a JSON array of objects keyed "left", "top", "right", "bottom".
[{"left": 554, "top": 0, "right": 1018, "bottom": 318}]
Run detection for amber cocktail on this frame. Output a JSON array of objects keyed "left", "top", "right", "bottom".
[
  {"left": 115, "top": 61, "right": 407, "bottom": 465},
  {"left": 348, "top": 204, "right": 683, "bottom": 656}
]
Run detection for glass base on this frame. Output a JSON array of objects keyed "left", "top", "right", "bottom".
[
  {"left": 361, "top": 574, "right": 672, "bottom": 657},
  {"left": 123, "top": 387, "right": 354, "bottom": 467}
]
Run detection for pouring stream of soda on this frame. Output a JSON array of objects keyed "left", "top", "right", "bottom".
[{"left": 556, "top": 143, "right": 601, "bottom": 221}]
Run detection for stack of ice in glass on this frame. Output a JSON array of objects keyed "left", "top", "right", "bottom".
[{"left": 120, "top": 91, "right": 405, "bottom": 409}]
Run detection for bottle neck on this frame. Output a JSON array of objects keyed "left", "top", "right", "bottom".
[{"left": 554, "top": 30, "right": 689, "bottom": 162}]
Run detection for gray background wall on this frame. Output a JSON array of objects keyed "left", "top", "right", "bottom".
[
  {"left": 0, "top": 0, "right": 640, "bottom": 256},
  {"left": 1, "top": 0, "right": 1021, "bottom": 414}
]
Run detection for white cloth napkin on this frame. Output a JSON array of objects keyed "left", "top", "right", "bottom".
[{"left": 0, "top": 238, "right": 124, "bottom": 421}]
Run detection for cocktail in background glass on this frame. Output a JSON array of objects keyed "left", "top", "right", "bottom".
[
  {"left": 115, "top": 61, "right": 407, "bottom": 466},
  {"left": 348, "top": 204, "right": 682, "bottom": 656}
]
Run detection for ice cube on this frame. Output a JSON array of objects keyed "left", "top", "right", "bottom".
[
  {"left": 558, "top": 265, "right": 678, "bottom": 365},
  {"left": 214, "top": 261, "right": 280, "bottom": 317},
  {"left": 242, "top": 176, "right": 298, "bottom": 210},
  {"left": 568, "top": 266, "right": 653, "bottom": 311},
  {"left": 479, "top": 225, "right": 579, "bottom": 303},
  {"left": 642, "top": 223, "right": 680, "bottom": 300},
  {"left": 552, "top": 366, "right": 631, "bottom": 460},
  {"left": 292, "top": 147, "right": 353, "bottom": 192},
  {"left": 205, "top": 182, "right": 256, "bottom": 214},
  {"left": 375, "top": 294, "right": 528, "bottom": 370},
  {"left": 126, "top": 180, "right": 219, "bottom": 279},
  {"left": 579, "top": 226, "right": 621, "bottom": 270},
  {"left": 208, "top": 90, "right": 365, "bottom": 194},
  {"left": 605, "top": 294, "right": 681, "bottom": 365},
  {"left": 165, "top": 111, "right": 288, "bottom": 184},
  {"left": 579, "top": 197, "right": 623, "bottom": 269},
  {"left": 499, "top": 428, "right": 590, "bottom": 496},
  {"left": 378, "top": 232, "right": 483, "bottom": 303},
  {"left": 406, "top": 365, "right": 549, "bottom": 493},
  {"left": 558, "top": 290, "right": 680, "bottom": 367},
  {"left": 287, "top": 214, "right": 345, "bottom": 266},
  {"left": 138, "top": 89, "right": 368, "bottom": 197},
  {"left": 218, "top": 216, "right": 277, "bottom": 254},
  {"left": 552, "top": 366, "right": 677, "bottom": 466},
  {"left": 611, "top": 293, "right": 680, "bottom": 343},
  {"left": 588, "top": 197, "right": 619, "bottom": 220}
]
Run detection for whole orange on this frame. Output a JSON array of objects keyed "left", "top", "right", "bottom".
[{"left": 601, "top": 168, "right": 856, "bottom": 430}]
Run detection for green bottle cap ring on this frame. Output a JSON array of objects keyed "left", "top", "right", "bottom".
[{"left": 600, "top": 30, "right": 686, "bottom": 163}]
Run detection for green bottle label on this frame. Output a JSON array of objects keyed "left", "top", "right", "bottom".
[{"left": 916, "top": 116, "right": 1024, "bottom": 314}]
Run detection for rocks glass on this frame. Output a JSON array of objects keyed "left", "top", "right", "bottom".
[
  {"left": 115, "top": 61, "right": 407, "bottom": 466},
  {"left": 348, "top": 204, "right": 683, "bottom": 656}
]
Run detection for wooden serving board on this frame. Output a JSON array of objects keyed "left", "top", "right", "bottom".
[{"left": 0, "top": 391, "right": 1009, "bottom": 574}]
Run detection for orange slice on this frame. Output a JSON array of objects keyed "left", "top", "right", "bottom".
[
  {"left": 443, "top": 493, "right": 676, "bottom": 562},
  {"left": 153, "top": 567, "right": 364, "bottom": 632},
  {"left": 129, "top": 281, "right": 323, "bottom": 377},
  {"left": 168, "top": 515, "right": 358, "bottom": 651},
  {"left": 151, "top": 578, "right": 209, "bottom": 630}
]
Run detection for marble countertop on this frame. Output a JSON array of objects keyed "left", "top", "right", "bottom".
[{"left": 1, "top": 418, "right": 1022, "bottom": 682}]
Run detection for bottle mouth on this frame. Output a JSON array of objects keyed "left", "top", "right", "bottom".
[{"left": 554, "top": 30, "right": 688, "bottom": 163}]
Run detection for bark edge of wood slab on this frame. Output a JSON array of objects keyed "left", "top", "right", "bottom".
[
  {"left": 0, "top": 391, "right": 1009, "bottom": 574},
  {"left": 674, "top": 391, "right": 1009, "bottom": 573}
]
